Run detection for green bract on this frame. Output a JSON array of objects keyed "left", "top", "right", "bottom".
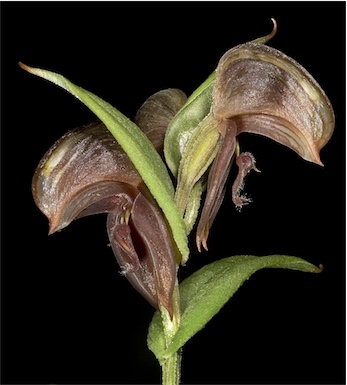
[{"left": 148, "top": 254, "right": 322, "bottom": 361}]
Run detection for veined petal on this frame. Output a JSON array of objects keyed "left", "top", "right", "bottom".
[{"left": 135, "top": 88, "right": 187, "bottom": 157}]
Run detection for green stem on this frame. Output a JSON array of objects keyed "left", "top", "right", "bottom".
[
  {"left": 160, "top": 281, "right": 181, "bottom": 385},
  {"left": 161, "top": 348, "right": 182, "bottom": 385}
]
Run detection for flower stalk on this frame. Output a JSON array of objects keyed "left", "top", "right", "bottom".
[{"left": 160, "top": 282, "right": 182, "bottom": 385}]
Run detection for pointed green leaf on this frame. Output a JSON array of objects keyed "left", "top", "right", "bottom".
[
  {"left": 19, "top": 63, "right": 189, "bottom": 261},
  {"left": 148, "top": 255, "right": 322, "bottom": 360}
]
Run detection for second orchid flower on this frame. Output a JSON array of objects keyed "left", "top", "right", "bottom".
[{"left": 169, "top": 21, "right": 334, "bottom": 251}]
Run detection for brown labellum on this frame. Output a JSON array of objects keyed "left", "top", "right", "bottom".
[
  {"left": 32, "top": 120, "right": 177, "bottom": 316},
  {"left": 196, "top": 37, "right": 335, "bottom": 251}
]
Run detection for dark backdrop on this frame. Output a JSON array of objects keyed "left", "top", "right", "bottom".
[{"left": 1, "top": 2, "right": 345, "bottom": 384}]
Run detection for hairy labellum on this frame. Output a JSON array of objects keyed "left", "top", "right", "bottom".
[{"left": 32, "top": 120, "right": 177, "bottom": 316}]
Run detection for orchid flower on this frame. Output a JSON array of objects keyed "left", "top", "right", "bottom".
[{"left": 31, "top": 88, "right": 187, "bottom": 317}]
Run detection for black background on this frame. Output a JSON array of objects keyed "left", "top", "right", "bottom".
[{"left": 1, "top": 2, "right": 345, "bottom": 384}]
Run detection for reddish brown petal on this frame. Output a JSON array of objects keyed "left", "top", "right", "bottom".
[
  {"left": 108, "top": 192, "right": 176, "bottom": 316},
  {"left": 135, "top": 88, "right": 187, "bottom": 157},
  {"left": 196, "top": 120, "right": 237, "bottom": 252}
]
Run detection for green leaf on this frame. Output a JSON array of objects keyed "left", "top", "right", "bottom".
[
  {"left": 147, "top": 310, "right": 167, "bottom": 364},
  {"left": 19, "top": 62, "right": 189, "bottom": 262},
  {"left": 148, "top": 255, "right": 322, "bottom": 360}
]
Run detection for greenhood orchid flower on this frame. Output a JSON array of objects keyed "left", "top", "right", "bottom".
[
  {"left": 171, "top": 22, "right": 335, "bottom": 252},
  {"left": 32, "top": 88, "right": 187, "bottom": 317},
  {"left": 196, "top": 41, "right": 334, "bottom": 251}
]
